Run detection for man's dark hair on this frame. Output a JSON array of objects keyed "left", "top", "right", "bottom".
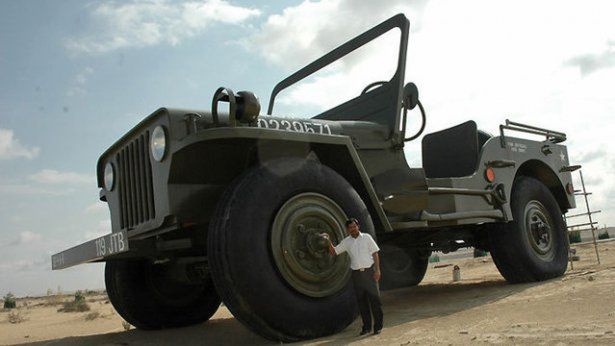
[{"left": 345, "top": 218, "right": 359, "bottom": 227}]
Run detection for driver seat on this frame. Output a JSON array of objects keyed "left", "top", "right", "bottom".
[{"left": 421, "top": 121, "right": 490, "bottom": 179}]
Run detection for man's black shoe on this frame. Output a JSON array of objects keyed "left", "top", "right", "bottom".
[
  {"left": 373, "top": 329, "right": 382, "bottom": 335},
  {"left": 359, "top": 329, "right": 370, "bottom": 336}
]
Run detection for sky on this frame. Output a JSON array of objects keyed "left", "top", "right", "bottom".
[{"left": 1, "top": 0, "right": 615, "bottom": 297}]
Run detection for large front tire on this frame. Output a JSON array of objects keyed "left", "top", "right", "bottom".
[
  {"left": 105, "top": 260, "right": 221, "bottom": 329},
  {"left": 488, "top": 176, "right": 569, "bottom": 283},
  {"left": 208, "top": 158, "right": 375, "bottom": 342}
]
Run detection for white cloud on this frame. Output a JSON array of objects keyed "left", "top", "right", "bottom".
[
  {"left": 0, "top": 256, "right": 50, "bottom": 274},
  {"left": 245, "top": 0, "right": 427, "bottom": 115},
  {"left": 247, "top": 0, "right": 427, "bottom": 71},
  {"left": 0, "top": 184, "right": 74, "bottom": 196},
  {"left": 29, "top": 169, "right": 94, "bottom": 185},
  {"left": 85, "top": 202, "right": 107, "bottom": 214},
  {"left": 0, "top": 128, "right": 40, "bottom": 160},
  {"left": 84, "top": 220, "right": 112, "bottom": 240},
  {"left": 67, "top": 67, "right": 94, "bottom": 97},
  {"left": 576, "top": 149, "right": 607, "bottom": 164},
  {"left": 274, "top": 37, "right": 401, "bottom": 114},
  {"left": 65, "top": 0, "right": 261, "bottom": 55},
  {"left": 9, "top": 231, "right": 43, "bottom": 246},
  {"left": 566, "top": 41, "right": 615, "bottom": 76}
]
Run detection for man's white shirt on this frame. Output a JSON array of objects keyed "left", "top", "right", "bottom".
[{"left": 334, "top": 232, "right": 380, "bottom": 270}]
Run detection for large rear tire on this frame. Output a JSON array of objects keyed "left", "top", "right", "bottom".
[
  {"left": 488, "top": 176, "right": 569, "bottom": 283},
  {"left": 208, "top": 158, "right": 376, "bottom": 342},
  {"left": 380, "top": 244, "right": 429, "bottom": 290},
  {"left": 105, "top": 260, "right": 221, "bottom": 329}
]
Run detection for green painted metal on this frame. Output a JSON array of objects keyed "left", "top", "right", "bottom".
[{"left": 270, "top": 193, "right": 350, "bottom": 297}]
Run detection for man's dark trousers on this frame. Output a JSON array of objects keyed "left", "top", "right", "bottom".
[{"left": 351, "top": 266, "right": 383, "bottom": 331}]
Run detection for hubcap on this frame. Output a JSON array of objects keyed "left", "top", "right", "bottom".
[
  {"left": 524, "top": 200, "right": 555, "bottom": 258},
  {"left": 271, "top": 193, "right": 350, "bottom": 297}
]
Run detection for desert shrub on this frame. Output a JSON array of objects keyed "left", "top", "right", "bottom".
[
  {"left": 74, "top": 290, "right": 85, "bottom": 303},
  {"left": 85, "top": 311, "right": 100, "bottom": 321},
  {"left": 568, "top": 230, "right": 582, "bottom": 244},
  {"left": 44, "top": 293, "right": 62, "bottom": 306},
  {"left": 473, "top": 248, "right": 489, "bottom": 258},
  {"left": 3, "top": 293, "right": 16, "bottom": 309},
  {"left": 598, "top": 231, "right": 610, "bottom": 240},
  {"left": 429, "top": 254, "right": 440, "bottom": 263},
  {"left": 59, "top": 291, "right": 90, "bottom": 312},
  {"left": 8, "top": 310, "right": 25, "bottom": 324}
]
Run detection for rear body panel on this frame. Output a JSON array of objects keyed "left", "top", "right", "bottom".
[{"left": 426, "top": 135, "right": 574, "bottom": 227}]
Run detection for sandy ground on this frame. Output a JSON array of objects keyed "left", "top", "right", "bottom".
[{"left": 2, "top": 240, "right": 615, "bottom": 346}]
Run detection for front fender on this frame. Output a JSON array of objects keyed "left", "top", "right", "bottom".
[{"left": 169, "top": 127, "right": 392, "bottom": 232}]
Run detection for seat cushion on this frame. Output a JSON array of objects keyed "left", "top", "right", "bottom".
[{"left": 421, "top": 121, "right": 479, "bottom": 178}]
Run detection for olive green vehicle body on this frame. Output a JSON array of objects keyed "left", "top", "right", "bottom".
[{"left": 52, "top": 14, "right": 575, "bottom": 271}]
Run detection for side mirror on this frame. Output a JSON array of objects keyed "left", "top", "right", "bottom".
[
  {"left": 403, "top": 83, "right": 419, "bottom": 110},
  {"left": 401, "top": 82, "right": 426, "bottom": 142}
]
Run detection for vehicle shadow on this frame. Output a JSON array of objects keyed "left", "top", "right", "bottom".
[
  {"left": 303, "top": 278, "right": 543, "bottom": 346},
  {"left": 25, "top": 279, "right": 545, "bottom": 346},
  {"left": 25, "top": 317, "right": 268, "bottom": 346}
]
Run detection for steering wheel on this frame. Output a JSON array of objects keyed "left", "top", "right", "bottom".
[
  {"left": 360, "top": 81, "right": 387, "bottom": 95},
  {"left": 360, "top": 81, "right": 426, "bottom": 142}
]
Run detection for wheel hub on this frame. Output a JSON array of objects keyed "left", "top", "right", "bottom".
[
  {"left": 524, "top": 201, "right": 555, "bottom": 257},
  {"left": 271, "top": 193, "right": 350, "bottom": 298}
]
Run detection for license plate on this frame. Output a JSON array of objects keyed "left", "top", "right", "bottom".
[{"left": 52, "top": 230, "right": 129, "bottom": 270}]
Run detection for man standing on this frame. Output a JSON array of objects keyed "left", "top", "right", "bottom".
[{"left": 322, "top": 218, "right": 383, "bottom": 336}]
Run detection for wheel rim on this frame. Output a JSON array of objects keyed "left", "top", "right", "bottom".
[
  {"left": 524, "top": 200, "right": 555, "bottom": 259},
  {"left": 271, "top": 192, "right": 350, "bottom": 298}
]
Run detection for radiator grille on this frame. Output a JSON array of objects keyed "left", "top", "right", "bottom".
[{"left": 116, "top": 132, "right": 155, "bottom": 229}]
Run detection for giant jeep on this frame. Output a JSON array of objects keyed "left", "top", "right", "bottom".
[{"left": 52, "top": 14, "right": 576, "bottom": 341}]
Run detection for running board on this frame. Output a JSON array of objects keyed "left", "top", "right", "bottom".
[{"left": 420, "top": 210, "right": 504, "bottom": 222}]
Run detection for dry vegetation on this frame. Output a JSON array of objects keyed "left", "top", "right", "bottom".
[
  {"left": 122, "top": 320, "right": 131, "bottom": 331},
  {"left": 58, "top": 291, "right": 91, "bottom": 313},
  {"left": 85, "top": 311, "right": 101, "bottom": 321},
  {"left": 43, "top": 289, "right": 63, "bottom": 307},
  {"left": 7, "top": 309, "right": 26, "bottom": 324},
  {"left": 2, "top": 293, "right": 16, "bottom": 309}
]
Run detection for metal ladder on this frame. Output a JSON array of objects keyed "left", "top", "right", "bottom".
[{"left": 565, "top": 169, "right": 601, "bottom": 269}]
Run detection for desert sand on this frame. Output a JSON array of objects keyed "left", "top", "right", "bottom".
[{"left": 2, "top": 240, "right": 615, "bottom": 345}]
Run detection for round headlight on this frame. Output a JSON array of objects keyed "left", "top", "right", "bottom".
[
  {"left": 151, "top": 125, "right": 167, "bottom": 162},
  {"left": 104, "top": 163, "right": 115, "bottom": 190}
]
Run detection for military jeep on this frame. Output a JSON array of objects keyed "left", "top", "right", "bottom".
[{"left": 53, "top": 14, "right": 577, "bottom": 341}]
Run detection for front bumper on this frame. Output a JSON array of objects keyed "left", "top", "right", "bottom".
[{"left": 51, "top": 230, "right": 129, "bottom": 270}]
